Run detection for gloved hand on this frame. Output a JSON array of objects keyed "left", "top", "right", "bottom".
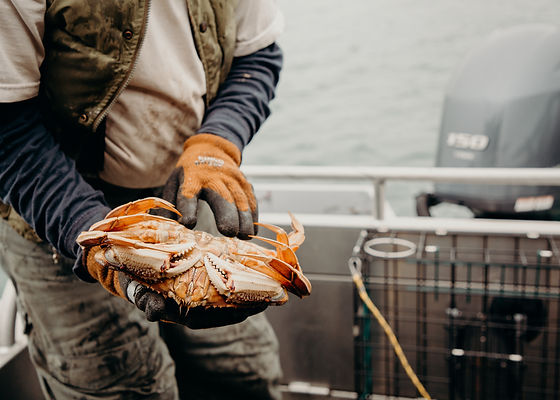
[
  {"left": 160, "top": 133, "right": 258, "bottom": 239},
  {"left": 79, "top": 247, "right": 264, "bottom": 329}
]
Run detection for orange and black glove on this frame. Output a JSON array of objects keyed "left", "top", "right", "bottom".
[
  {"left": 161, "top": 133, "right": 258, "bottom": 239},
  {"left": 81, "top": 247, "right": 264, "bottom": 328}
]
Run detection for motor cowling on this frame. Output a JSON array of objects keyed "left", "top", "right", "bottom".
[{"left": 419, "top": 24, "right": 560, "bottom": 219}]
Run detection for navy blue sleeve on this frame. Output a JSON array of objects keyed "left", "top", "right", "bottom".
[
  {"left": 197, "top": 42, "right": 283, "bottom": 150},
  {"left": 0, "top": 98, "right": 111, "bottom": 259}
]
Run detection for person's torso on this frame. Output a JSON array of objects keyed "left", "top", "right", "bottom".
[
  {"left": 41, "top": 0, "right": 237, "bottom": 182},
  {"left": 100, "top": 1, "right": 207, "bottom": 188}
]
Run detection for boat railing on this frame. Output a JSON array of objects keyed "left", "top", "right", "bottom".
[
  {"left": 243, "top": 165, "right": 560, "bottom": 236},
  {"left": 244, "top": 165, "right": 560, "bottom": 219}
]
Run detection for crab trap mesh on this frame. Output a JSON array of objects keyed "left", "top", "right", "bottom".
[{"left": 352, "top": 228, "right": 560, "bottom": 400}]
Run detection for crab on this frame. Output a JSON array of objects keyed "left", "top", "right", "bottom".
[{"left": 76, "top": 197, "right": 311, "bottom": 308}]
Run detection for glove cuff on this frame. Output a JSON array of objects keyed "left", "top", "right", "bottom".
[
  {"left": 72, "top": 248, "right": 97, "bottom": 283},
  {"left": 183, "top": 133, "right": 241, "bottom": 166}
]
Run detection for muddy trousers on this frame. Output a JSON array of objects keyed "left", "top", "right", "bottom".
[{"left": 0, "top": 218, "right": 283, "bottom": 400}]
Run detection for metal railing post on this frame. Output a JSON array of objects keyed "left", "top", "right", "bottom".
[{"left": 374, "top": 179, "right": 385, "bottom": 220}]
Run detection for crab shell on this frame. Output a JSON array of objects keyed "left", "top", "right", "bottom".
[{"left": 77, "top": 197, "right": 312, "bottom": 309}]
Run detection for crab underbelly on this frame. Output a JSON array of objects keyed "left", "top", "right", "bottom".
[{"left": 149, "top": 259, "right": 289, "bottom": 308}]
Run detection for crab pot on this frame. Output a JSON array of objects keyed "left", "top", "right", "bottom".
[{"left": 353, "top": 228, "right": 560, "bottom": 400}]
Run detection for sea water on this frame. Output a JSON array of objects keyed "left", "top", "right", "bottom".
[{"left": 244, "top": 0, "right": 560, "bottom": 215}]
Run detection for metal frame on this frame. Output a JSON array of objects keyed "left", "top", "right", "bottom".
[
  {"left": 244, "top": 166, "right": 560, "bottom": 239},
  {"left": 351, "top": 226, "right": 560, "bottom": 399},
  {"left": 243, "top": 166, "right": 560, "bottom": 221}
]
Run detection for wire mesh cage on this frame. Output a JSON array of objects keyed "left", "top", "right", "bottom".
[{"left": 352, "top": 228, "right": 560, "bottom": 400}]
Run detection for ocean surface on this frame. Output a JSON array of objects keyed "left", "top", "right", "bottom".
[{"left": 243, "top": 0, "right": 560, "bottom": 215}]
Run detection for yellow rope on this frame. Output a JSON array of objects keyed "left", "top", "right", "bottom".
[{"left": 350, "top": 265, "right": 432, "bottom": 399}]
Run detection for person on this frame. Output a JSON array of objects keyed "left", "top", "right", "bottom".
[{"left": 0, "top": 1, "right": 285, "bottom": 399}]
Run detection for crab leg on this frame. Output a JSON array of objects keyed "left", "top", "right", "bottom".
[
  {"left": 77, "top": 232, "right": 196, "bottom": 255},
  {"left": 232, "top": 252, "right": 293, "bottom": 288},
  {"left": 254, "top": 222, "right": 290, "bottom": 245},
  {"left": 252, "top": 214, "right": 305, "bottom": 263},
  {"left": 287, "top": 213, "right": 305, "bottom": 250},
  {"left": 106, "top": 197, "right": 181, "bottom": 219},
  {"left": 249, "top": 235, "right": 300, "bottom": 271},
  {"left": 89, "top": 213, "right": 179, "bottom": 232},
  {"left": 254, "top": 215, "right": 305, "bottom": 248},
  {"left": 235, "top": 252, "right": 312, "bottom": 297}
]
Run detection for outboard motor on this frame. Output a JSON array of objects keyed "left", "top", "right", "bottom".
[{"left": 417, "top": 24, "right": 560, "bottom": 219}]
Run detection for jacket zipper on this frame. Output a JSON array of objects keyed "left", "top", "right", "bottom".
[{"left": 92, "top": 0, "right": 151, "bottom": 131}]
